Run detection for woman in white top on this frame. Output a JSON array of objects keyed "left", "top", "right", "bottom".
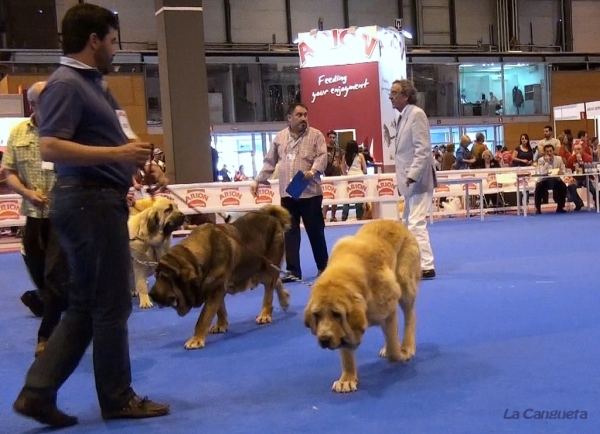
[{"left": 341, "top": 140, "right": 367, "bottom": 221}]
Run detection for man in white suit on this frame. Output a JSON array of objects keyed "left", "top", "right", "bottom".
[{"left": 390, "top": 79, "right": 436, "bottom": 279}]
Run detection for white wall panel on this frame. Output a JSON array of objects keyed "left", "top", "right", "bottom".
[
  {"left": 290, "top": 0, "right": 344, "bottom": 39},
  {"left": 518, "top": 0, "right": 560, "bottom": 48},
  {"left": 455, "top": 0, "right": 495, "bottom": 45},
  {"left": 572, "top": 0, "right": 600, "bottom": 52},
  {"left": 230, "top": 0, "right": 287, "bottom": 43}
]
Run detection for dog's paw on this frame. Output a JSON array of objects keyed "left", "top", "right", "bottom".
[
  {"left": 209, "top": 324, "right": 228, "bottom": 334},
  {"left": 138, "top": 294, "right": 153, "bottom": 309},
  {"left": 255, "top": 313, "right": 272, "bottom": 325},
  {"left": 332, "top": 378, "right": 358, "bottom": 393},
  {"left": 398, "top": 344, "right": 416, "bottom": 361},
  {"left": 184, "top": 336, "right": 206, "bottom": 350},
  {"left": 278, "top": 289, "right": 291, "bottom": 311},
  {"left": 380, "top": 344, "right": 412, "bottom": 362}
]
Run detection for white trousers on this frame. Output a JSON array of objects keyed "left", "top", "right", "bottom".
[{"left": 402, "top": 191, "right": 435, "bottom": 270}]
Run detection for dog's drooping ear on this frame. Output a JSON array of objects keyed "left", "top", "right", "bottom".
[
  {"left": 343, "top": 293, "right": 368, "bottom": 340},
  {"left": 303, "top": 302, "right": 317, "bottom": 334},
  {"left": 147, "top": 210, "right": 160, "bottom": 235}
]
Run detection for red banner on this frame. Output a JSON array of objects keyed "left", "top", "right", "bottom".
[{"left": 300, "top": 62, "right": 382, "bottom": 162}]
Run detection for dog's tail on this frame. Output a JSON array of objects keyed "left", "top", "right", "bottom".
[{"left": 261, "top": 205, "right": 292, "bottom": 231}]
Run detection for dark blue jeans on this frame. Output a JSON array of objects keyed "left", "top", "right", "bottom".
[
  {"left": 281, "top": 195, "right": 328, "bottom": 279},
  {"left": 21, "top": 185, "right": 134, "bottom": 411}
]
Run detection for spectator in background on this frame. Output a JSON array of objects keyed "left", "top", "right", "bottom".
[
  {"left": 500, "top": 146, "right": 513, "bottom": 167},
  {"left": 511, "top": 134, "right": 533, "bottom": 167},
  {"left": 455, "top": 135, "right": 475, "bottom": 169},
  {"left": 441, "top": 143, "right": 456, "bottom": 170},
  {"left": 591, "top": 137, "right": 599, "bottom": 162},
  {"left": 566, "top": 142, "right": 596, "bottom": 209},
  {"left": 473, "top": 149, "right": 500, "bottom": 169},
  {"left": 471, "top": 133, "right": 488, "bottom": 164},
  {"left": 211, "top": 142, "right": 219, "bottom": 182},
  {"left": 219, "top": 164, "right": 231, "bottom": 182},
  {"left": 574, "top": 131, "right": 593, "bottom": 158},
  {"left": 152, "top": 147, "right": 165, "bottom": 172},
  {"left": 234, "top": 165, "right": 248, "bottom": 181},
  {"left": 534, "top": 125, "right": 561, "bottom": 160},
  {"left": 322, "top": 130, "right": 342, "bottom": 222},
  {"left": 341, "top": 140, "right": 367, "bottom": 221},
  {"left": 557, "top": 133, "right": 572, "bottom": 164}
]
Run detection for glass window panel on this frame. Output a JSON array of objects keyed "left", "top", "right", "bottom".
[
  {"left": 458, "top": 63, "right": 504, "bottom": 117},
  {"left": 411, "top": 64, "right": 460, "bottom": 117},
  {"left": 502, "top": 63, "right": 549, "bottom": 116},
  {"left": 207, "top": 64, "right": 234, "bottom": 124},
  {"left": 144, "top": 64, "right": 162, "bottom": 126},
  {"left": 260, "top": 64, "right": 301, "bottom": 122}
]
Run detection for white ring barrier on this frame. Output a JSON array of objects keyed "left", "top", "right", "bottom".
[{"left": 0, "top": 167, "right": 545, "bottom": 228}]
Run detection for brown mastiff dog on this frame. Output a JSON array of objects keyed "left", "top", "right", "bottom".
[
  {"left": 149, "top": 205, "right": 291, "bottom": 349},
  {"left": 304, "top": 220, "right": 421, "bottom": 393}
]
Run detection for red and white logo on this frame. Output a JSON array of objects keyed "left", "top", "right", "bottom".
[
  {"left": 347, "top": 181, "right": 367, "bottom": 198},
  {"left": 322, "top": 182, "right": 337, "bottom": 200},
  {"left": 0, "top": 199, "right": 20, "bottom": 221},
  {"left": 376, "top": 178, "right": 396, "bottom": 197},
  {"left": 460, "top": 174, "right": 478, "bottom": 191},
  {"left": 220, "top": 187, "right": 242, "bottom": 207},
  {"left": 435, "top": 184, "right": 450, "bottom": 193},
  {"left": 154, "top": 190, "right": 175, "bottom": 201},
  {"left": 299, "top": 28, "right": 378, "bottom": 67},
  {"left": 186, "top": 188, "right": 209, "bottom": 208},
  {"left": 255, "top": 186, "right": 275, "bottom": 205}
]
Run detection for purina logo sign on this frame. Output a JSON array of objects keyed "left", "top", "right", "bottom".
[
  {"left": 0, "top": 199, "right": 20, "bottom": 220},
  {"left": 186, "top": 188, "right": 209, "bottom": 208},
  {"left": 298, "top": 28, "right": 378, "bottom": 67},
  {"left": 220, "top": 187, "right": 242, "bottom": 206}
]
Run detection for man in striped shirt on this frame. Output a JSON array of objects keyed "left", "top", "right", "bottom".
[
  {"left": 3, "top": 81, "right": 70, "bottom": 355},
  {"left": 251, "top": 103, "right": 328, "bottom": 282}
]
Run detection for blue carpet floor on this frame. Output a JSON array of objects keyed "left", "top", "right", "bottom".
[{"left": 1, "top": 213, "right": 599, "bottom": 434}]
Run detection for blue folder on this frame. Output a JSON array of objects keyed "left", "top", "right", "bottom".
[{"left": 285, "top": 170, "right": 311, "bottom": 200}]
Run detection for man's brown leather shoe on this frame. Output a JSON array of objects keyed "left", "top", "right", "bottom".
[
  {"left": 13, "top": 392, "right": 78, "bottom": 428},
  {"left": 101, "top": 395, "right": 170, "bottom": 420}
]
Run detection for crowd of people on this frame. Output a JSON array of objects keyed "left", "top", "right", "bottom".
[{"left": 430, "top": 126, "right": 599, "bottom": 213}]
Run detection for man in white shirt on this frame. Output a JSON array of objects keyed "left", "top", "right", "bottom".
[
  {"left": 390, "top": 79, "right": 436, "bottom": 279},
  {"left": 534, "top": 144, "right": 567, "bottom": 214}
]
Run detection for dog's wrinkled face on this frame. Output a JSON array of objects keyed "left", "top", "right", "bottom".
[
  {"left": 146, "top": 198, "right": 186, "bottom": 244},
  {"left": 304, "top": 281, "right": 368, "bottom": 351},
  {"left": 149, "top": 249, "right": 200, "bottom": 316}
]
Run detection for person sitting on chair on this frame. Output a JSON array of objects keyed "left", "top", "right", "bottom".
[{"left": 534, "top": 144, "right": 567, "bottom": 214}]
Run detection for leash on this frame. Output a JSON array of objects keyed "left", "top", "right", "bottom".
[{"left": 136, "top": 172, "right": 315, "bottom": 288}]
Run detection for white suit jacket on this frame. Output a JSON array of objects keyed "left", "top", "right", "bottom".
[{"left": 394, "top": 104, "right": 437, "bottom": 198}]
